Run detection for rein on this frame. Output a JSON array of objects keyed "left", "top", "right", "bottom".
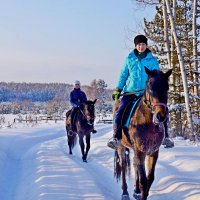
[
  {"left": 78, "top": 106, "right": 94, "bottom": 125},
  {"left": 120, "top": 89, "right": 144, "bottom": 96}
]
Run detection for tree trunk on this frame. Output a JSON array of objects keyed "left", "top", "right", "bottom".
[
  {"left": 164, "top": 0, "right": 194, "bottom": 137},
  {"left": 170, "top": 0, "right": 176, "bottom": 98},
  {"left": 162, "top": 1, "right": 171, "bottom": 69},
  {"left": 192, "top": 0, "right": 199, "bottom": 96}
]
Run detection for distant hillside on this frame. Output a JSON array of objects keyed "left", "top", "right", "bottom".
[
  {"left": 0, "top": 82, "right": 113, "bottom": 102},
  {"left": 0, "top": 82, "right": 72, "bottom": 102}
]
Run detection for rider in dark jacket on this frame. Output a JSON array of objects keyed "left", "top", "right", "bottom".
[
  {"left": 70, "top": 80, "right": 96, "bottom": 133},
  {"left": 70, "top": 80, "right": 87, "bottom": 132}
]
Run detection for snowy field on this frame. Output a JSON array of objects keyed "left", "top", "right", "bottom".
[{"left": 0, "top": 118, "right": 200, "bottom": 200}]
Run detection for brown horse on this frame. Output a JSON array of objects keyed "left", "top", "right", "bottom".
[
  {"left": 66, "top": 99, "right": 97, "bottom": 162},
  {"left": 114, "top": 67, "right": 172, "bottom": 200}
]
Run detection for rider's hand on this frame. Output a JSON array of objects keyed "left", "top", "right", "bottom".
[{"left": 112, "top": 90, "right": 121, "bottom": 101}]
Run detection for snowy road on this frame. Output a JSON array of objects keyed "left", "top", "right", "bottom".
[{"left": 0, "top": 122, "right": 200, "bottom": 200}]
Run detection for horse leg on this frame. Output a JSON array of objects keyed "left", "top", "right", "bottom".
[
  {"left": 68, "top": 138, "right": 72, "bottom": 154},
  {"left": 84, "top": 134, "right": 91, "bottom": 162},
  {"left": 118, "top": 147, "right": 130, "bottom": 200},
  {"left": 67, "top": 131, "right": 73, "bottom": 155},
  {"left": 67, "top": 131, "right": 77, "bottom": 155},
  {"left": 133, "top": 151, "right": 148, "bottom": 200},
  {"left": 79, "top": 135, "right": 86, "bottom": 162},
  {"left": 146, "top": 150, "right": 159, "bottom": 197},
  {"left": 133, "top": 159, "right": 141, "bottom": 199}
]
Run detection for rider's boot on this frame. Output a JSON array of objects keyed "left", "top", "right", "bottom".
[
  {"left": 107, "top": 123, "right": 122, "bottom": 149},
  {"left": 91, "top": 125, "right": 97, "bottom": 134},
  {"left": 162, "top": 120, "right": 174, "bottom": 148},
  {"left": 92, "top": 129, "right": 97, "bottom": 134}
]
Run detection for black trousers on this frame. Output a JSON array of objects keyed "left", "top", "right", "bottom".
[
  {"left": 70, "top": 107, "right": 79, "bottom": 131},
  {"left": 114, "top": 94, "right": 137, "bottom": 140}
]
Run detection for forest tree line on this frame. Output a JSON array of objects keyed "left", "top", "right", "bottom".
[
  {"left": 0, "top": 79, "right": 113, "bottom": 115},
  {"left": 1, "top": 0, "right": 200, "bottom": 140},
  {"left": 135, "top": 0, "right": 200, "bottom": 139}
]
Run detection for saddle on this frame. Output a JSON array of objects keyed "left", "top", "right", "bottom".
[
  {"left": 66, "top": 110, "right": 71, "bottom": 118},
  {"left": 66, "top": 109, "right": 79, "bottom": 132},
  {"left": 122, "top": 96, "right": 141, "bottom": 128}
]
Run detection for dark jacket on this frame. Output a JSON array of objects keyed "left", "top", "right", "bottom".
[{"left": 70, "top": 88, "right": 87, "bottom": 107}]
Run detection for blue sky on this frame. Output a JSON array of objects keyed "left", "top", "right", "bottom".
[{"left": 0, "top": 0, "right": 153, "bottom": 88}]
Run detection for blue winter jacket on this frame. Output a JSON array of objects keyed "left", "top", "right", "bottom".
[
  {"left": 116, "top": 49, "right": 159, "bottom": 95},
  {"left": 70, "top": 88, "right": 87, "bottom": 107}
]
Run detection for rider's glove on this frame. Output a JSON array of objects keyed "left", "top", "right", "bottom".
[{"left": 112, "top": 89, "right": 121, "bottom": 101}]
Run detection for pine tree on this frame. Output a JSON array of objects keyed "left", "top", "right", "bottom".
[{"left": 135, "top": 0, "right": 200, "bottom": 138}]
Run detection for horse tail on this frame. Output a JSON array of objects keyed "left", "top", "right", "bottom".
[
  {"left": 114, "top": 149, "right": 121, "bottom": 181},
  {"left": 114, "top": 147, "right": 131, "bottom": 182}
]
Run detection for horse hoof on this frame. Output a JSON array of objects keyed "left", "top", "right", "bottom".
[
  {"left": 133, "top": 192, "right": 141, "bottom": 200},
  {"left": 164, "top": 142, "right": 174, "bottom": 148},
  {"left": 162, "top": 138, "right": 174, "bottom": 148},
  {"left": 121, "top": 194, "right": 130, "bottom": 200},
  {"left": 83, "top": 159, "right": 87, "bottom": 163}
]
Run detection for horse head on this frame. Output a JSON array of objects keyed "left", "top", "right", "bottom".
[
  {"left": 79, "top": 99, "right": 97, "bottom": 125},
  {"left": 144, "top": 67, "right": 172, "bottom": 124}
]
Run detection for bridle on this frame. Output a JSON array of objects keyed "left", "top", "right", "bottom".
[
  {"left": 143, "top": 89, "right": 167, "bottom": 124},
  {"left": 144, "top": 90, "right": 167, "bottom": 109},
  {"left": 79, "top": 103, "right": 95, "bottom": 125}
]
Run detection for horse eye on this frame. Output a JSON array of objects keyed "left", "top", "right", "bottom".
[{"left": 149, "top": 79, "right": 153, "bottom": 85}]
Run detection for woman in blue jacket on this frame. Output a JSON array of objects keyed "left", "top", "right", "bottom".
[
  {"left": 108, "top": 35, "right": 159, "bottom": 149},
  {"left": 108, "top": 35, "right": 174, "bottom": 149}
]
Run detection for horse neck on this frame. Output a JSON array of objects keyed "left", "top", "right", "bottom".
[
  {"left": 77, "top": 109, "right": 86, "bottom": 121},
  {"left": 136, "top": 94, "right": 153, "bottom": 124}
]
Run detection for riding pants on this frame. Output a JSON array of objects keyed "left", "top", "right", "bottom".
[
  {"left": 114, "top": 94, "right": 137, "bottom": 140},
  {"left": 70, "top": 107, "right": 79, "bottom": 132}
]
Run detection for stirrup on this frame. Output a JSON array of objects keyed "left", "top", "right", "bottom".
[
  {"left": 107, "top": 138, "right": 119, "bottom": 149},
  {"left": 68, "top": 130, "right": 74, "bottom": 136}
]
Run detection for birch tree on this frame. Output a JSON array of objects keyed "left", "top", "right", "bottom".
[
  {"left": 162, "top": 0, "right": 171, "bottom": 68},
  {"left": 170, "top": 0, "right": 176, "bottom": 94},
  {"left": 164, "top": 0, "right": 194, "bottom": 136},
  {"left": 192, "top": 0, "right": 199, "bottom": 96}
]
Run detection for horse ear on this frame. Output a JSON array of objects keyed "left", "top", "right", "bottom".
[
  {"left": 93, "top": 99, "right": 97, "bottom": 104},
  {"left": 165, "top": 69, "right": 173, "bottom": 78},
  {"left": 144, "top": 66, "right": 153, "bottom": 76}
]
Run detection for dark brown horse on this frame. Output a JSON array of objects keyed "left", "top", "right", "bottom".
[
  {"left": 114, "top": 67, "right": 172, "bottom": 200},
  {"left": 66, "top": 99, "right": 97, "bottom": 162}
]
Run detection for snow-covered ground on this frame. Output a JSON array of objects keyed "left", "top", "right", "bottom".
[{"left": 0, "top": 120, "right": 200, "bottom": 200}]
